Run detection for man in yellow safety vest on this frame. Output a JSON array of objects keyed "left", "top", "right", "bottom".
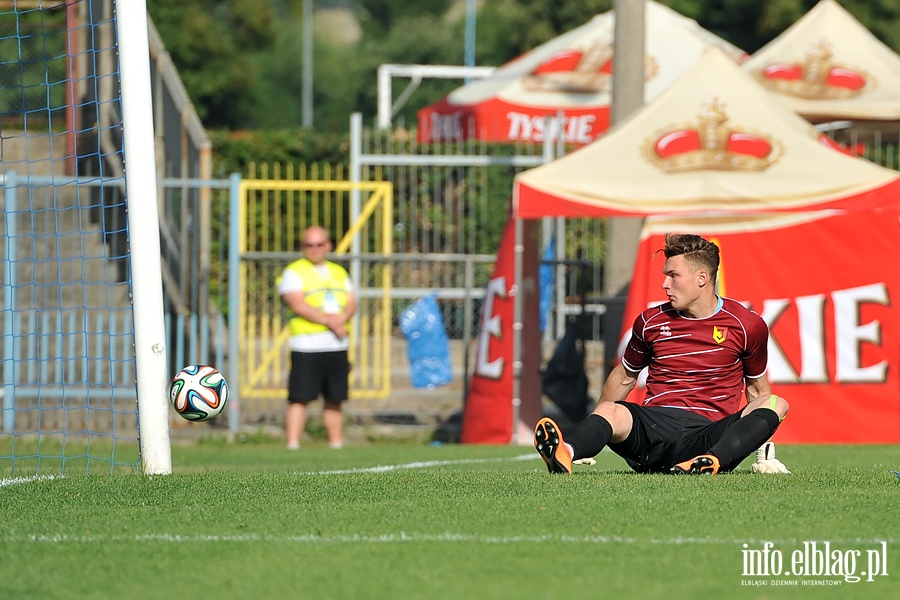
[{"left": 277, "top": 226, "right": 357, "bottom": 450}]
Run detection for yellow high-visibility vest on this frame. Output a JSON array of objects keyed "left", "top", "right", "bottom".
[{"left": 279, "top": 258, "right": 351, "bottom": 336}]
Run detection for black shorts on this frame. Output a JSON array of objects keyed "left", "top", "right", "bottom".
[
  {"left": 608, "top": 401, "right": 743, "bottom": 473},
  {"left": 287, "top": 350, "right": 350, "bottom": 404}
]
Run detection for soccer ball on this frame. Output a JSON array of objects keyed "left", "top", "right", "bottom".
[{"left": 169, "top": 365, "right": 228, "bottom": 422}]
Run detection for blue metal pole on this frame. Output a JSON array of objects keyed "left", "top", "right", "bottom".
[
  {"left": 302, "top": 0, "right": 314, "bottom": 127},
  {"left": 227, "top": 173, "right": 242, "bottom": 435},
  {"left": 464, "top": 0, "right": 476, "bottom": 71},
  {"left": 3, "top": 173, "right": 17, "bottom": 432}
]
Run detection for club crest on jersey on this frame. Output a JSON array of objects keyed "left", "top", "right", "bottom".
[{"left": 713, "top": 326, "right": 728, "bottom": 344}]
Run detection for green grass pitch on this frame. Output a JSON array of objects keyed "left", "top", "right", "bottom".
[{"left": 1, "top": 439, "right": 899, "bottom": 599}]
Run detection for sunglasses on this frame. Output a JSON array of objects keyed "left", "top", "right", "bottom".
[{"left": 302, "top": 241, "right": 329, "bottom": 249}]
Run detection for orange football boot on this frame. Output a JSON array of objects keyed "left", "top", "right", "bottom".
[
  {"left": 534, "top": 417, "right": 573, "bottom": 474},
  {"left": 669, "top": 454, "right": 720, "bottom": 475}
]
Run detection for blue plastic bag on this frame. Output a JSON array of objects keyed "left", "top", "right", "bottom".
[
  {"left": 399, "top": 295, "right": 453, "bottom": 388},
  {"left": 539, "top": 236, "right": 556, "bottom": 332}
]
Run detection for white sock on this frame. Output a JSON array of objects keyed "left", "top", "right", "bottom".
[
  {"left": 286, "top": 442, "right": 300, "bottom": 450},
  {"left": 565, "top": 443, "right": 575, "bottom": 459},
  {"left": 756, "top": 441, "right": 775, "bottom": 461}
]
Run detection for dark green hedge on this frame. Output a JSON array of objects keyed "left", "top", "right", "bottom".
[{"left": 209, "top": 128, "right": 350, "bottom": 177}]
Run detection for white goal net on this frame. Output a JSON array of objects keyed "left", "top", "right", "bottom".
[{"left": 1, "top": 0, "right": 170, "bottom": 476}]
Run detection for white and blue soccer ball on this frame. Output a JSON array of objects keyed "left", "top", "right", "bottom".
[{"left": 169, "top": 365, "right": 228, "bottom": 422}]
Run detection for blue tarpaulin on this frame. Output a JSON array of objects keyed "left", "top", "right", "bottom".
[
  {"left": 539, "top": 235, "right": 556, "bottom": 332},
  {"left": 399, "top": 295, "right": 453, "bottom": 388}
]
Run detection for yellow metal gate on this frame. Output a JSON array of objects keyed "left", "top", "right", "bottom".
[{"left": 237, "top": 175, "right": 392, "bottom": 420}]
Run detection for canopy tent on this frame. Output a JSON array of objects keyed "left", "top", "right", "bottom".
[
  {"left": 462, "top": 47, "right": 900, "bottom": 444},
  {"left": 514, "top": 48, "right": 900, "bottom": 218},
  {"left": 417, "top": 0, "right": 745, "bottom": 146},
  {"left": 743, "top": 0, "right": 900, "bottom": 134}
]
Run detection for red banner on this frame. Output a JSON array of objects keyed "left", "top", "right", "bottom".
[
  {"left": 462, "top": 219, "right": 542, "bottom": 444},
  {"left": 622, "top": 210, "right": 900, "bottom": 442},
  {"left": 418, "top": 98, "right": 610, "bottom": 146}
]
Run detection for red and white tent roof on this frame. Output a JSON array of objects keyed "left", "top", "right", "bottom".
[
  {"left": 417, "top": 0, "right": 745, "bottom": 145},
  {"left": 743, "top": 0, "right": 900, "bottom": 123},
  {"left": 513, "top": 48, "right": 900, "bottom": 219}
]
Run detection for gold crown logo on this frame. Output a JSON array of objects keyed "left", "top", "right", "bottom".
[
  {"left": 522, "top": 39, "right": 659, "bottom": 94},
  {"left": 642, "top": 98, "right": 783, "bottom": 173},
  {"left": 754, "top": 40, "right": 872, "bottom": 99}
]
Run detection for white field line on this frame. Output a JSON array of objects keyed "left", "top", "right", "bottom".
[
  {"left": 0, "top": 454, "right": 541, "bottom": 488},
  {"left": 294, "top": 453, "right": 539, "bottom": 475},
  {"left": 5, "top": 532, "right": 897, "bottom": 546},
  {"left": 0, "top": 474, "right": 60, "bottom": 488}
]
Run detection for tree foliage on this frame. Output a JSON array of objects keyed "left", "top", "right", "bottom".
[
  {"left": 149, "top": 0, "right": 276, "bottom": 128},
  {"left": 355, "top": 0, "right": 455, "bottom": 33},
  {"left": 149, "top": 0, "right": 900, "bottom": 132}
]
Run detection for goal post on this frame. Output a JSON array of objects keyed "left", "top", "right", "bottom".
[
  {"left": 117, "top": 0, "right": 172, "bottom": 475},
  {"left": 376, "top": 64, "right": 496, "bottom": 130},
  {"left": 0, "top": 0, "right": 171, "bottom": 476}
]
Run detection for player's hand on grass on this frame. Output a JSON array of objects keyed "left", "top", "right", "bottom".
[
  {"left": 751, "top": 441, "right": 791, "bottom": 474},
  {"left": 572, "top": 457, "right": 597, "bottom": 466}
]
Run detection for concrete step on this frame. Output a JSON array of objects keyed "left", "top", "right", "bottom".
[
  {"left": 0, "top": 132, "right": 69, "bottom": 179},
  {"left": 2, "top": 131, "right": 130, "bottom": 311}
]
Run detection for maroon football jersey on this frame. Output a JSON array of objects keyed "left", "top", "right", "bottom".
[{"left": 621, "top": 297, "right": 769, "bottom": 421}]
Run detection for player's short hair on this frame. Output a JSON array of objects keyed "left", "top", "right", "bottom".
[{"left": 664, "top": 233, "right": 719, "bottom": 282}]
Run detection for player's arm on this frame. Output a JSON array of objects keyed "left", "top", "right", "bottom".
[
  {"left": 284, "top": 289, "right": 352, "bottom": 339},
  {"left": 282, "top": 289, "right": 331, "bottom": 325},
  {"left": 600, "top": 313, "right": 649, "bottom": 405},
  {"left": 597, "top": 363, "right": 640, "bottom": 404},
  {"left": 743, "top": 375, "right": 772, "bottom": 406},
  {"left": 324, "top": 288, "right": 356, "bottom": 340},
  {"left": 321, "top": 277, "right": 358, "bottom": 340}
]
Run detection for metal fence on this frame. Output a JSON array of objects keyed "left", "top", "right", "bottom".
[
  {"left": 349, "top": 113, "right": 611, "bottom": 344},
  {"left": 1, "top": 172, "right": 228, "bottom": 435},
  {"left": 231, "top": 174, "right": 395, "bottom": 425}
]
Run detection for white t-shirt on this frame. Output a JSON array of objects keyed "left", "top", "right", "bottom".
[{"left": 278, "top": 265, "right": 354, "bottom": 352}]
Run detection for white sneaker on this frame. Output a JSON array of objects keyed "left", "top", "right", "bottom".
[{"left": 751, "top": 441, "right": 791, "bottom": 474}]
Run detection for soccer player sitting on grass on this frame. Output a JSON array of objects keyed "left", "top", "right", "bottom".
[{"left": 535, "top": 233, "right": 790, "bottom": 475}]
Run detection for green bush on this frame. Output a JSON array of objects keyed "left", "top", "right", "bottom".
[{"left": 210, "top": 128, "right": 350, "bottom": 177}]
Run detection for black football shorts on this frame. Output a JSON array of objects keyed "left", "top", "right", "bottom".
[
  {"left": 287, "top": 350, "right": 350, "bottom": 404},
  {"left": 608, "top": 401, "right": 743, "bottom": 473}
]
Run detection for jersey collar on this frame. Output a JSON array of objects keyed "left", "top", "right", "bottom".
[{"left": 676, "top": 295, "right": 723, "bottom": 319}]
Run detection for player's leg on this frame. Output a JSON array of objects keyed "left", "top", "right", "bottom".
[
  {"left": 534, "top": 401, "right": 633, "bottom": 474},
  {"left": 744, "top": 395, "right": 791, "bottom": 473},
  {"left": 610, "top": 405, "right": 706, "bottom": 473},
  {"left": 742, "top": 394, "right": 789, "bottom": 419},
  {"left": 321, "top": 350, "right": 351, "bottom": 449},
  {"left": 709, "top": 396, "right": 785, "bottom": 471},
  {"left": 285, "top": 402, "right": 309, "bottom": 450},
  {"left": 322, "top": 402, "right": 344, "bottom": 448},
  {"left": 286, "top": 351, "right": 320, "bottom": 449},
  {"left": 671, "top": 396, "right": 787, "bottom": 474}
]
